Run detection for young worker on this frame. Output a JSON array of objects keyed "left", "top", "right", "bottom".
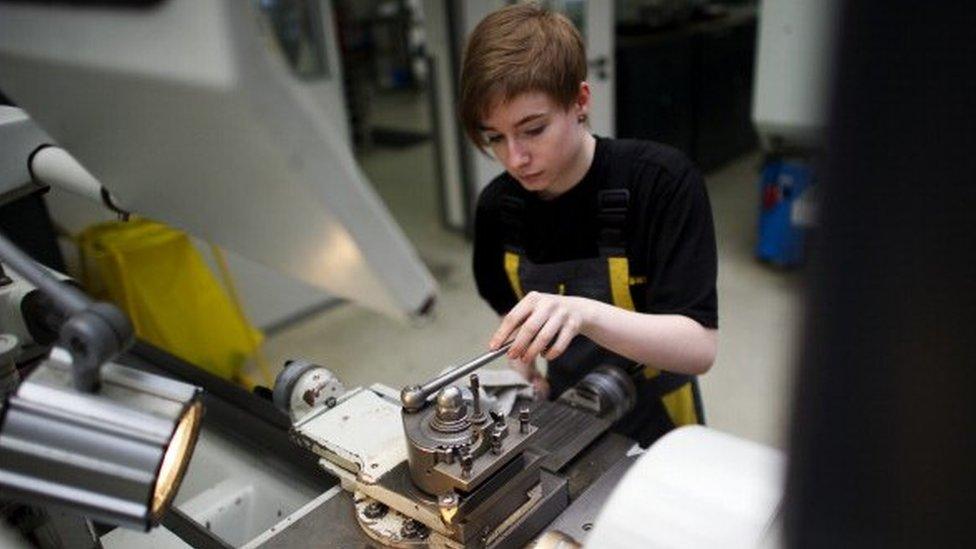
[{"left": 462, "top": 4, "right": 718, "bottom": 445}]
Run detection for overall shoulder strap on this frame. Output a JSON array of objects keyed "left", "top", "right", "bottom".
[
  {"left": 499, "top": 193, "right": 526, "bottom": 252},
  {"left": 597, "top": 186, "right": 630, "bottom": 254},
  {"left": 595, "top": 142, "right": 631, "bottom": 254},
  {"left": 596, "top": 150, "right": 637, "bottom": 310}
]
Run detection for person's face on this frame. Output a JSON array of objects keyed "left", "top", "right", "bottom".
[{"left": 479, "top": 86, "right": 590, "bottom": 197}]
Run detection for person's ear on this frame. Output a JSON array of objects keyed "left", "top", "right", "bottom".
[{"left": 575, "top": 81, "right": 591, "bottom": 123}]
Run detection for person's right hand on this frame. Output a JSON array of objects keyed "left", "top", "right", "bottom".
[{"left": 508, "top": 357, "right": 549, "bottom": 400}]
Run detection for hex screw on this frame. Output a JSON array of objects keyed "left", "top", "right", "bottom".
[
  {"left": 493, "top": 410, "right": 505, "bottom": 428},
  {"left": 440, "top": 492, "right": 459, "bottom": 508},
  {"left": 490, "top": 431, "right": 503, "bottom": 454},
  {"left": 363, "top": 500, "right": 388, "bottom": 519},
  {"left": 460, "top": 450, "right": 473, "bottom": 479},
  {"left": 519, "top": 407, "right": 530, "bottom": 434},
  {"left": 401, "top": 518, "right": 429, "bottom": 540},
  {"left": 470, "top": 374, "right": 482, "bottom": 416}
]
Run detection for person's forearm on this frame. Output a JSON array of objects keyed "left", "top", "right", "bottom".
[{"left": 574, "top": 297, "right": 717, "bottom": 375}]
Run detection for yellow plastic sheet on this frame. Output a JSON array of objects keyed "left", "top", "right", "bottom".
[{"left": 77, "top": 219, "right": 263, "bottom": 381}]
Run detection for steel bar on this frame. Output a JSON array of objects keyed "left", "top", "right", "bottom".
[{"left": 400, "top": 341, "right": 512, "bottom": 412}]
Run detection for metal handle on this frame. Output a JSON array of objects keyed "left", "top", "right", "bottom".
[{"left": 400, "top": 341, "right": 512, "bottom": 412}]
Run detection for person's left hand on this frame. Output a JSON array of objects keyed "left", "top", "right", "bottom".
[{"left": 489, "top": 291, "right": 588, "bottom": 366}]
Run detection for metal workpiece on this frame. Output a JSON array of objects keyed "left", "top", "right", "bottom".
[
  {"left": 557, "top": 365, "right": 637, "bottom": 423},
  {"left": 402, "top": 385, "right": 538, "bottom": 496},
  {"left": 400, "top": 342, "right": 512, "bottom": 412}
]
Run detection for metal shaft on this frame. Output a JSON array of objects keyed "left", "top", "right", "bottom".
[
  {"left": 0, "top": 233, "right": 90, "bottom": 314},
  {"left": 401, "top": 342, "right": 512, "bottom": 412}
]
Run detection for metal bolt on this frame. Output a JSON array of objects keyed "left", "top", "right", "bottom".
[
  {"left": 519, "top": 407, "right": 530, "bottom": 434},
  {"left": 440, "top": 492, "right": 459, "bottom": 507},
  {"left": 401, "top": 518, "right": 429, "bottom": 540},
  {"left": 493, "top": 410, "right": 505, "bottom": 427},
  {"left": 460, "top": 450, "right": 473, "bottom": 479},
  {"left": 490, "top": 428, "right": 503, "bottom": 455},
  {"left": 435, "top": 386, "right": 466, "bottom": 421},
  {"left": 469, "top": 374, "right": 481, "bottom": 416},
  {"left": 363, "top": 500, "right": 388, "bottom": 519}
]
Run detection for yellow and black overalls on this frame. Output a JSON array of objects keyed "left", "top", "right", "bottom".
[{"left": 499, "top": 187, "right": 705, "bottom": 446}]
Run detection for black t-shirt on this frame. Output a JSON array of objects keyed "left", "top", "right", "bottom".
[{"left": 473, "top": 137, "right": 718, "bottom": 329}]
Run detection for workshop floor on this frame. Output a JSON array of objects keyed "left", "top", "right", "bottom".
[{"left": 256, "top": 90, "right": 803, "bottom": 450}]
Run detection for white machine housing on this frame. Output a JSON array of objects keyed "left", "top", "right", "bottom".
[{"left": 0, "top": 0, "right": 436, "bottom": 319}]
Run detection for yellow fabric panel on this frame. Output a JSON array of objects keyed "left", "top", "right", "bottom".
[
  {"left": 661, "top": 383, "right": 699, "bottom": 426},
  {"left": 77, "top": 218, "right": 262, "bottom": 380},
  {"left": 643, "top": 366, "right": 661, "bottom": 379},
  {"left": 607, "top": 256, "right": 636, "bottom": 311},
  {"left": 504, "top": 251, "right": 525, "bottom": 299}
]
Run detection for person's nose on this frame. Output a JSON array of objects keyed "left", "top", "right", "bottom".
[{"left": 506, "top": 139, "right": 530, "bottom": 171}]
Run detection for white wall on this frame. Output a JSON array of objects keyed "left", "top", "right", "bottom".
[{"left": 36, "top": 0, "right": 374, "bottom": 331}]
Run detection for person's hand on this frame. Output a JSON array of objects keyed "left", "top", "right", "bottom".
[
  {"left": 507, "top": 356, "right": 550, "bottom": 401},
  {"left": 489, "top": 291, "right": 588, "bottom": 366},
  {"left": 530, "top": 375, "right": 550, "bottom": 401}
]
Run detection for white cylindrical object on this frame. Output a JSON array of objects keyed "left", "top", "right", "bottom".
[
  {"left": 30, "top": 146, "right": 123, "bottom": 208},
  {"left": 587, "top": 426, "right": 785, "bottom": 549}
]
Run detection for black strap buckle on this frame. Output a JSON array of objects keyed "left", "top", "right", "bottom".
[{"left": 597, "top": 189, "right": 630, "bottom": 251}]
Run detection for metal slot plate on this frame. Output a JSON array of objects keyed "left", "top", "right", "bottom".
[{"left": 527, "top": 400, "right": 612, "bottom": 473}]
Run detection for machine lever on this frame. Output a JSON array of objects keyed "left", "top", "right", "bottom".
[{"left": 400, "top": 341, "right": 513, "bottom": 412}]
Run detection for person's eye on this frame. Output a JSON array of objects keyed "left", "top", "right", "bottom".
[
  {"left": 485, "top": 134, "right": 503, "bottom": 144},
  {"left": 526, "top": 125, "right": 547, "bottom": 137}
]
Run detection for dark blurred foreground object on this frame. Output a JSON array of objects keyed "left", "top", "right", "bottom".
[{"left": 785, "top": 1, "right": 976, "bottom": 547}]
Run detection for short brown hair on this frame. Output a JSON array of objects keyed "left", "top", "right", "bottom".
[{"left": 459, "top": 3, "right": 587, "bottom": 150}]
